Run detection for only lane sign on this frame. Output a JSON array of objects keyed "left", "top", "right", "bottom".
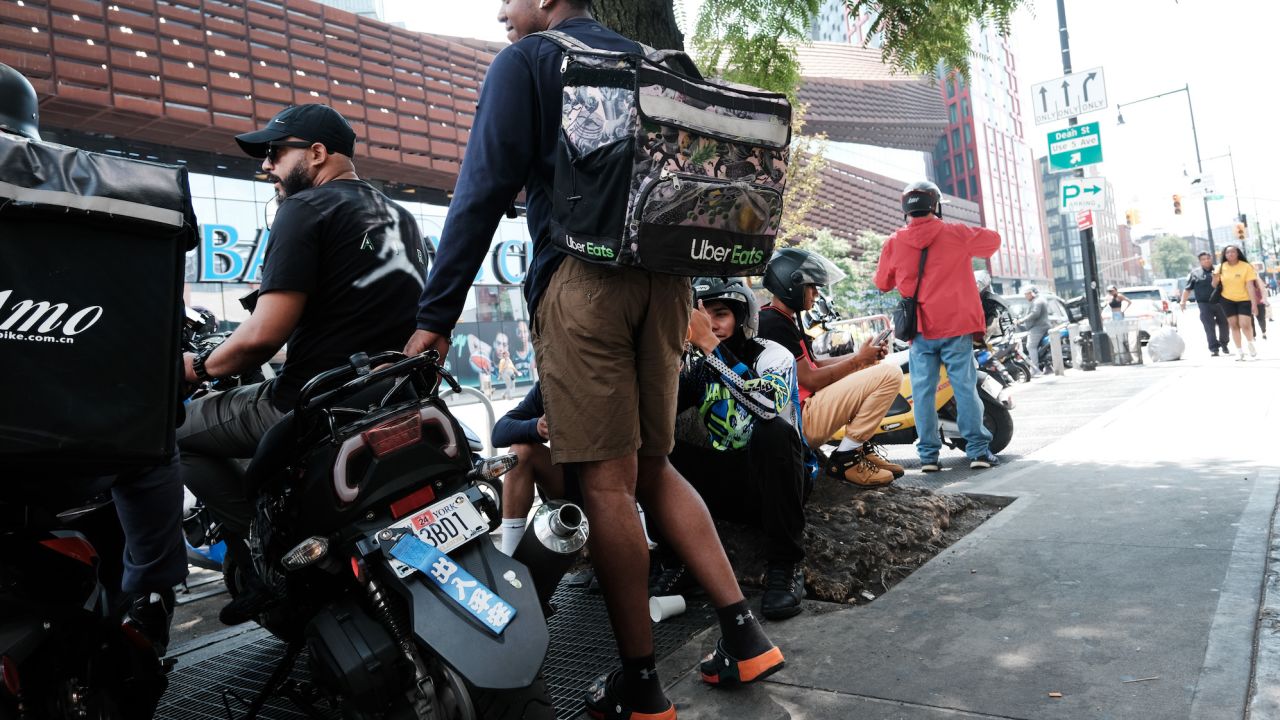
[{"left": 1032, "top": 67, "right": 1108, "bottom": 125}]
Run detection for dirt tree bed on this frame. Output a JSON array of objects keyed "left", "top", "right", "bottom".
[{"left": 717, "top": 479, "right": 998, "bottom": 604}]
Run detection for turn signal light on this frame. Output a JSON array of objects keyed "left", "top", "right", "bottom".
[
  {"left": 281, "top": 536, "right": 329, "bottom": 570},
  {"left": 470, "top": 453, "right": 518, "bottom": 481}
]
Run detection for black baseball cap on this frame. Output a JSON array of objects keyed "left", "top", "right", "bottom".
[{"left": 234, "top": 104, "right": 356, "bottom": 158}]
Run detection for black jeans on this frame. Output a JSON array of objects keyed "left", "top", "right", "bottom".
[
  {"left": 668, "top": 417, "right": 807, "bottom": 564},
  {"left": 1198, "top": 301, "right": 1230, "bottom": 352},
  {"left": 178, "top": 381, "right": 287, "bottom": 539}
]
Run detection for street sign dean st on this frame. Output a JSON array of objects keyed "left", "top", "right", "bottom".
[
  {"left": 1032, "top": 67, "right": 1108, "bottom": 125},
  {"left": 1059, "top": 177, "right": 1106, "bottom": 212},
  {"left": 1047, "top": 122, "right": 1103, "bottom": 173}
]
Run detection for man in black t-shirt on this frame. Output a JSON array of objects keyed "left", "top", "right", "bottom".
[
  {"left": 1180, "top": 251, "right": 1230, "bottom": 355},
  {"left": 178, "top": 105, "right": 426, "bottom": 624}
]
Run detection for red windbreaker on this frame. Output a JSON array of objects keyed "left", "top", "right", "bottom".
[{"left": 873, "top": 216, "right": 1001, "bottom": 340}]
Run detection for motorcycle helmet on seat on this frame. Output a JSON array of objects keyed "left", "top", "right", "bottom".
[
  {"left": 762, "top": 248, "right": 843, "bottom": 312},
  {"left": 692, "top": 276, "right": 759, "bottom": 338},
  {"left": 902, "top": 180, "right": 941, "bottom": 219},
  {"left": 0, "top": 62, "right": 41, "bottom": 141}
]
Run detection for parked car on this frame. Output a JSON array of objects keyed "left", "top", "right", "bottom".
[
  {"left": 1119, "top": 286, "right": 1176, "bottom": 327},
  {"left": 1002, "top": 292, "right": 1077, "bottom": 327}
]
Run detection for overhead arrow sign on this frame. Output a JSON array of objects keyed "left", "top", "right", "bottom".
[
  {"left": 1032, "top": 67, "right": 1108, "bottom": 125},
  {"left": 1059, "top": 177, "right": 1107, "bottom": 212}
]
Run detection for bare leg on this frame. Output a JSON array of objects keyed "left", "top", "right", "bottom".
[
  {"left": 635, "top": 455, "right": 744, "bottom": 608},
  {"left": 1228, "top": 315, "right": 1243, "bottom": 349},
  {"left": 578, "top": 454, "right": 654, "bottom": 657},
  {"left": 1240, "top": 314, "right": 1256, "bottom": 342},
  {"left": 503, "top": 443, "right": 563, "bottom": 521}
]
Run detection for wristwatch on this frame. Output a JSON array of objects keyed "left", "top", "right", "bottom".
[{"left": 192, "top": 346, "right": 215, "bottom": 383}]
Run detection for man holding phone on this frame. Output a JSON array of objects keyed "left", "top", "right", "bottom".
[{"left": 757, "top": 249, "right": 905, "bottom": 487}]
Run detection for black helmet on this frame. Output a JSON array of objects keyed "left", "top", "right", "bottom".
[
  {"left": 763, "top": 248, "right": 830, "bottom": 312},
  {"left": 693, "top": 276, "right": 759, "bottom": 338},
  {"left": 902, "top": 180, "right": 941, "bottom": 218},
  {"left": 0, "top": 63, "right": 41, "bottom": 141}
]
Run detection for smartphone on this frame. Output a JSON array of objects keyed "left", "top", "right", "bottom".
[{"left": 871, "top": 327, "right": 891, "bottom": 346}]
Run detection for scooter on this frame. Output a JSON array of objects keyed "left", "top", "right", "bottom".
[
  {"left": 805, "top": 297, "right": 1015, "bottom": 456},
  {"left": 220, "top": 350, "right": 574, "bottom": 719}
]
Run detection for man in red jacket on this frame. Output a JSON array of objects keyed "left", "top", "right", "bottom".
[{"left": 874, "top": 181, "right": 1002, "bottom": 471}]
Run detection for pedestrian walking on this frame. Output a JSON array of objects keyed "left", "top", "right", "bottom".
[
  {"left": 1105, "top": 285, "right": 1130, "bottom": 321},
  {"left": 402, "top": 2, "right": 781, "bottom": 717},
  {"left": 1250, "top": 275, "right": 1269, "bottom": 340},
  {"left": 874, "top": 181, "right": 1002, "bottom": 471},
  {"left": 1213, "top": 244, "right": 1259, "bottom": 359},
  {"left": 1181, "top": 252, "right": 1231, "bottom": 356},
  {"left": 1016, "top": 285, "right": 1051, "bottom": 376}
]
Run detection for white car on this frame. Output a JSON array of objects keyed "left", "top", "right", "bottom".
[{"left": 1118, "top": 286, "right": 1176, "bottom": 327}]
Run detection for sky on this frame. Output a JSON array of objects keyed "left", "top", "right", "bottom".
[{"left": 387, "top": 0, "right": 1280, "bottom": 249}]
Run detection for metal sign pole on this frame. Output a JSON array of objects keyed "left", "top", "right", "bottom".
[{"left": 1056, "top": 0, "right": 1109, "bottom": 362}]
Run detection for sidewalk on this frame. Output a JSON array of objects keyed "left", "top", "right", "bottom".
[{"left": 654, "top": 346, "right": 1279, "bottom": 719}]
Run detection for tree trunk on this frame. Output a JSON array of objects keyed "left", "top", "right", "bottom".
[{"left": 591, "top": 0, "right": 685, "bottom": 50}]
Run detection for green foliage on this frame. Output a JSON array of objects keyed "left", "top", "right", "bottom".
[
  {"left": 1151, "top": 234, "right": 1196, "bottom": 278},
  {"left": 797, "top": 228, "right": 899, "bottom": 317},
  {"left": 845, "top": 0, "right": 1027, "bottom": 76},
  {"left": 692, "top": 0, "right": 820, "bottom": 98}
]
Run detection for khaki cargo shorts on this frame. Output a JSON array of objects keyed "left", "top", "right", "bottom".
[{"left": 532, "top": 257, "right": 692, "bottom": 464}]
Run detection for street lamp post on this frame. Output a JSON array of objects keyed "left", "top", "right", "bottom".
[{"left": 1116, "top": 84, "right": 1215, "bottom": 255}]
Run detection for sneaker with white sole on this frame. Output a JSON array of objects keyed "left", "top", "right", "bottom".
[
  {"left": 1249, "top": 341, "right": 1257, "bottom": 357},
  {"left": 920, "top": 461, "right": 941, "bottom": 473},
  {"left": 969, "top": 452, "right": 1000, "bottom": 469}
]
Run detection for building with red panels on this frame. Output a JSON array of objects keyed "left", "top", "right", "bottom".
[{"left": 932, "top": 25, "right": 1051, "bottom": 295}]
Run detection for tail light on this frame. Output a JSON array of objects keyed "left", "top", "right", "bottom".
[
  {"left": 363, "top": 412, "right": 421, "bottom": 457},
  {"left": 1, "top": 655, "right": 19, "bottom": 697},
  {"left": 39, "top": 535, "right": 97, "bottom": 566},
  {"left": 1162, "top": 300, "right": 1169, "bottom": 312}
]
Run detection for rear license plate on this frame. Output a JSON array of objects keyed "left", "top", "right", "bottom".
[{"left": 383, "top": 492, "right": 488, "bottom": 578}]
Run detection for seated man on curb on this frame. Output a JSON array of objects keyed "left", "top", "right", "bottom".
[
  {"left": 654, "top": 278, "right": 811, "bottom": 620},
  {"left": 490, "top": 382, "right": 566, "bottom": 556},
  {"left": 756, "top": 249, "right": 904, "bottom": 486}
]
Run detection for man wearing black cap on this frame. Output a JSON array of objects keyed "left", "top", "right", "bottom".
[{"left": 178, "top": 104, "right": 427, "bottom": 624}]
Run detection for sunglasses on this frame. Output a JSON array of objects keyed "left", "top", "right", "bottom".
[{"left": 264, "top": 140, "right": 315, "bottom": 162}]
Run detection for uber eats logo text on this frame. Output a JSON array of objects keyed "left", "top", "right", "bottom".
[
  {"left": 566, "top": 235, "right": 615, "bottom": 259},
  {"left": 0, "top": 289, "right": 105, "bottom": 344},
  {"left": 689, "top": 238, "right": 764, "bottom": 267}
]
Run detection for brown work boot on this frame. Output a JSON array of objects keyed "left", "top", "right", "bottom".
[
  {"left": 826, "top": 448, "right": 895, "bottom": 488},
  {"left": 861, "top": 444, "right": 905, "bottom": 478}
]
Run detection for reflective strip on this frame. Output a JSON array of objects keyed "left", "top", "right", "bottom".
[
  {"left": 0, "top": 180, "right": 184, "bottom": 227},
  {"left": 639, "top": 93, "right": 790, "bottom": 147}
]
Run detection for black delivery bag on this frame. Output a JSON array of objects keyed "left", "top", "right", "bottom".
[{"left": 0, "top": 133, "right": 197, "bottom": 472}]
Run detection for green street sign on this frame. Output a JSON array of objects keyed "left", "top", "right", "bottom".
[
  {"left": 1047, "top": 121, "right": 1103, "bottom": 172},
  {"left": 1207, "top": 194, "right": 1225, "bottom": 201}
]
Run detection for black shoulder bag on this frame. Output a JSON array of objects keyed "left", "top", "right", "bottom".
[{"left": 892, "top": 248, "right": 929, "bottom": 341}]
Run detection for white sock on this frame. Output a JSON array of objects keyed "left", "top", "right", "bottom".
[
  {"left": 837, "top": 437, "right": 863, "bottom": 453},
  {"left": 500, "top": 518, "right": 527, "bottom": 556}
]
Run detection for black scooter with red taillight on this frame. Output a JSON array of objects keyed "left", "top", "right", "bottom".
[
  {"left": 0, "top": 479, "right": 169, "bottom": 719},
  {"left": 230, "top": 350, "right": 567, "bottom": 720}
]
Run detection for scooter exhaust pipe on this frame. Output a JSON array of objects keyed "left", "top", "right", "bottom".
[{"left": 511, "top": 500, "right": 589, "bottom": 616}]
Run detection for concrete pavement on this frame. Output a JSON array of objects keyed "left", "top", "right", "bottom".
[{"left": 655, "top": 327, "right": 1279, "bottom": 719}]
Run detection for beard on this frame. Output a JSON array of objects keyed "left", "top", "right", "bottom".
[{"left": 274, "top": 163, "right": 315, "bottom": 200}]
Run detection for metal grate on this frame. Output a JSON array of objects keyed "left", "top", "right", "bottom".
[{"left": 158, "top": 583, "right": 716, "bottom": 720}]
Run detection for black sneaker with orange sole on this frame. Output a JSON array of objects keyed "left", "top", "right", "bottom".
[
  {"left": 699, "top": 639, "right": 786, "bottom": 686},
  {"left": 583, "top": 671, "right": 676, "bottom": 720}
]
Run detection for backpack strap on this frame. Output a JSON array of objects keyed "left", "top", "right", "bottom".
[
  {"left": 530, "top": 29, "right": 595, "bottom": 52},
  {"left": 638, "top": 44, "right": 705, "bottom": 81}
]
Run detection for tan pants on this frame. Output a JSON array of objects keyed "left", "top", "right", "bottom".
[{"left": 800, "top": 362, "right": 903, "bottom": 448}]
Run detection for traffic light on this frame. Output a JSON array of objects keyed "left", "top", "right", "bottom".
[
  {"left": 1235, "top": 222, "right": 1247, "bottom": 240},
  {"left": 1172, "top": 194, "right": 1182, "bottom": 215},
  {"left": 1124, "top": 209, "right": 1141, "bottom": 226}
]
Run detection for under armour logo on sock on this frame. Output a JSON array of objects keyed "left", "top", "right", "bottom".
[
  {"left": 639, "top": 668, "right": 656, "bottom": 681},
  {"left": 735, "top": 610, "right": 754, "bottom": 626}
]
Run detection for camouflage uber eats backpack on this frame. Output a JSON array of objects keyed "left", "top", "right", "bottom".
[{"left": 534, "top": 30, "right": 792, "bottom": 276}]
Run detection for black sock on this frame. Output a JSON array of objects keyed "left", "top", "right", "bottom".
[
  {"left": 616, "top": 654, "right": 667, "bottom": 713},
  {"left": 715, "top": 599, "right": 773, "bottom": 659}
]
